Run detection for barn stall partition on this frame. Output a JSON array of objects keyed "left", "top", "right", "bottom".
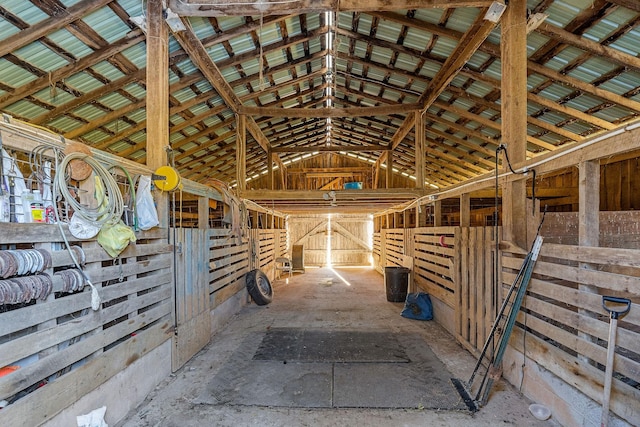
[
  {"left": 373, "top": 127, "right": 640, "bottom": 427},
  {"left": 0, "top": 118, "right": 283, "bottom": 426}
]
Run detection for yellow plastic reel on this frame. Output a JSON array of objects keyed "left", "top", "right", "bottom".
[{"left": 153, "top": 166, "right": 181, "bottom": 192}]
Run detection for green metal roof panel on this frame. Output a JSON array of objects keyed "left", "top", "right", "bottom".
[
  {"left": 97, "top": 92, "right": 136, "bottom": 110},
  {"left": 33, "top": 86, "right": 76, "bottom": 107},
  {"left": 402, "top": 27, "right": 433, "bottom": 51},
  {"left": 4, "top": 100, "right": 47, "bottom": 119},
  {"left": 0, "top": 0, "right": 49, "bottom": 25},
  {"left": 89, "top": 61, "right": 126, "bottom": 81},
  {"left": 0, "top": 59, "right": 37, "bottom": 87},
  {"left": 127, "top": 109, "right": 145, "bottom": 122},
  {"left": 121, "top": 44, "right": 147, "bottom": 69},
  {"left": 62, "top": 71, "right": 104, "bottom": 93},
  {"left": 82, "top": 7, "right": 132, "bottom": 44},
  {"left": 228, "top": 33, "right": 257, "bottom": 56}
]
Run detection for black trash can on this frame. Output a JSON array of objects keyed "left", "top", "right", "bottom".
[{"left": 384, "top": 266, "right": 410, "bottom": 302}]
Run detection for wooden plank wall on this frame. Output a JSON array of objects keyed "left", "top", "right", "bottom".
[
  {"left": 288, "top": 216, "right": 328, "bottom": 267},
  {"left": 208, "top": 228, "right": 250, "bottom": 309},
  {"left": 505, "top": 243, "right": 640, "bottom": 426},
  {"left": 329, "top": 216, "right": 371, "bottom": 266},
  {"left": 172, "top": 228, "right": 211, "bottom": 371},
  {"left": 372, "top": 232, "right": 381, "bottom": 273},
  {"left": 412, "top": 226, "right": 458, "bottom": 309},
  {"left": 0, "top": 224, "right": 172, "bottom": 426},
  {"left": 378, "top": 223, "right": 640, "bottom": 425},
  {"left": 247, "top": 229, "right": 280, "bottom": 280},
  {"left": 376, "top": 226, "right": 503, "bottom": 357},
  {"left": 456, "top": 227, "right": 501, "bottom": 356},
  {"left": 383, "top": 229, "right": 405, "bottom": 267}
]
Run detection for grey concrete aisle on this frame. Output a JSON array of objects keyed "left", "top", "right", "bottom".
[{"left": 117, "top": 267, "right": 556, "bottom": 427}]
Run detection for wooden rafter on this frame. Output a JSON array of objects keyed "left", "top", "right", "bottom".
[{"left": 169, "top": 0, "right": 494, "bottom": 16}]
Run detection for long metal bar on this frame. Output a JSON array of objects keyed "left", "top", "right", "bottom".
[
  {"left": 477, "top": 236, "right": 544, "bottom": 404},
  {"left": 467, "top": 248, "right": 532, "bottom": 388}
]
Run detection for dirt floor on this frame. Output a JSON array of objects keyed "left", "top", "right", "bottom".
[{"left": 117, "top": 267, "right": 557, "bottom": 427}]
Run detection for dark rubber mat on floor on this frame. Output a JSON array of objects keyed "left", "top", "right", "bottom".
[
  {"left": 253, "top": 328, "right": 410, "bottom": 363},
  {"left": 195, "top": 329, "right": 468, "bottom": 410}
]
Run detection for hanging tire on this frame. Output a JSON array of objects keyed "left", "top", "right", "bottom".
[{"left": 246, "top": 269, "right": 273, "bottom": 305}]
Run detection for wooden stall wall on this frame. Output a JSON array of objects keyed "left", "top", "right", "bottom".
[
  {"left": 376, "top": 218, "right": 639, "bottom": 426},
  {"left": 0, "top": 225, "right": 172, "bottom": 426},
  {"left": 503, "top": 243, "right": 640, "bottom": 426},
  {"left": 456, "top": 227, "right": 501, "bottom": 357},
  {"left": 208, "top": 228, "right": 250, "bottom": 310}
]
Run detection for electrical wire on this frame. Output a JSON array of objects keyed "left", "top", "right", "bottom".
[{"left": 498, "top": 144, "right": 537, "bottom": 216}]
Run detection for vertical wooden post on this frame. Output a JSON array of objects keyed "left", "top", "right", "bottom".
[
  {"left": 146, "top": 1, "right": 168, "bottom": 171},
  {"left": 386, "top": 150, "right": 393, "bottom": 189},
  {"left": 414, "top": 111, "right": 426, "bottom": 189},
  {"left": 578, "top": 160, "right": 600, "bottom": 361},
  {"left": 236, "top": 114, "right": 246, "bottom": 191},
  {"left": 146, "top": 0, "right": 169, "bottom": 227},
  {"left": 198, "top": 196, "right": 209, "bottom": 230},
  {"left": 501, "top": 0, "right": 528, "bottom": 249},
  {"left": 460, "top": 193, "right": 471, "bottom": 227},
  {"left": 267, "top": 149, "right": 274, "bottom": 190},
  {"left": 579, "top": 160, "right": 600, "bottom": 247},
  {"left": 433, "top": 200, "right": 442, "bottom": 227},
  {"left": 373, "top": 162, "right": 380, "bottom": 189}
]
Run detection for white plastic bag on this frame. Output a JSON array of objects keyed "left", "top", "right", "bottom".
[
  {"left": 135, "top": 175, "right": 159, "bottom": 230},
  {"left": 76, "top": 405, "right": 108, "bottom": 427}
]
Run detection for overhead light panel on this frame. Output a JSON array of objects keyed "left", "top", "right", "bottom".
[
  {"left": 165, "top": 7, "right": 186, "bottom": 32},
  {"left": 130, "top": 16, "right": 147, "bottom": 34},
  {"left": 526, "top": 13, "right": 548, "bottom": 34},
  {"left": 484, "top": 1, "right": 507, "bottom": 23}
]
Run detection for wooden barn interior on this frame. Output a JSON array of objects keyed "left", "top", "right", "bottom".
[{"left": 0, "top": 0, "right": 639, "bottom": 426}]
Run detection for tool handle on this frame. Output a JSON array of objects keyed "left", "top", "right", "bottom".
[{"left": 602, "top": 296, "right": 631, "bottom": 319}]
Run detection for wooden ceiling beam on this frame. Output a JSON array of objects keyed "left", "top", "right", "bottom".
[
  {"left": 536, "top": 22, "right": 640, "bottom": 74},
  {"left": 607, "top": 0, "right": 640, "bottom": 12},
  {"left": 288, "top": 167, "right": 372, "bottom": 174},
  {"left": 272, "top": 145, "right": 388, "bottom": 153},
  {"left": 379, "top": 8, "right": 497, "bottom": 173},
  {"left": 417, "top": 9, "right": 497, "bottom": 114},
  {"left": 169, "top": 17, "right": 287, "bottom": 173},
  {"left": 372, "top": 9, "right": 640, "bottom": 114},
  {"left": 31, "top": 68, "right": 147, "bottom": 125},
  {"left": 528, "top": 62, "right": 640, "bottom": 113},
  {"left": 239, "top": 188, "right": 427, "bottom": 201},
  {"left": 239, "top": 102, "right": 420, "bottom": 118},
  {"left": 169, "top": 0, "right": 494, "bottom": 16},
  {"left": 170, "top": 19, "right": 242, "bottom": 113}
]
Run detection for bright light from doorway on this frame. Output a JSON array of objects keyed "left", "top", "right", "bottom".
[{"left": 326, "top": 214, "right": 332, "bottom": 267}]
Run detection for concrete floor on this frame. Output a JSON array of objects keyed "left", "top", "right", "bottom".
[{"left": 117, "top": 267, "right": 557, "bottom": 427}]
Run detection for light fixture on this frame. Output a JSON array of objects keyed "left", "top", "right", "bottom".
[
  {"left": 165, "top": 7, "right": 186, "bottom": 32},
  {"left": 484, "top": 1, "right": 507, "bottom": 23},
  {"left": 323, "top": 191, "right": 337, "bottom": 206},
  {"left": 526, "top": 12, "right": 548, "bottom": 34},
  {"left": 130, "top": 16, "right": 147, "bottom": 34}
]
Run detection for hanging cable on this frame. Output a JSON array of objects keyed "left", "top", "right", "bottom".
[{"left": 497, "top": 144, "right": 537, "bottom": 216}]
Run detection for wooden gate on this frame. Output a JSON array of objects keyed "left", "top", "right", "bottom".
[
  {"left": 330, "top": 215, "right": 371, "bottom": 266},
  {"left": 456, "top": 226, "right": 501, "bottom": 356},
  {"left": 289, "top": 215, "right": 372, "bottom": 266},
  {"left": 172, "top": 228, "right": 211, "bottom": 371}
]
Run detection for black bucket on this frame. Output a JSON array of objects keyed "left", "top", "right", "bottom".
[{"left": 384, "top": 266, "right": 410, "bottom": 302}]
